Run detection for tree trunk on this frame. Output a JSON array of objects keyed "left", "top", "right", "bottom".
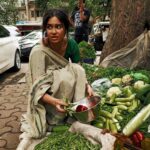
[{"left": 100, "top": 0, "right": 150, "bottom": 63}]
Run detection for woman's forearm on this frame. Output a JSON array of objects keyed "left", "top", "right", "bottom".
[
  {"left": 41, "top": 93, "right": 68, "bottom": 113},
  {"left": 41, "top": 93, "right": 57, "bottom": 106}
]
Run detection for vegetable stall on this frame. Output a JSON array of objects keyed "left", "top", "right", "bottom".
[{"left": 35, "top": 64, "right": 150, "bottom": 150}]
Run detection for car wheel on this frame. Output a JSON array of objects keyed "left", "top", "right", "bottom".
[{"left": 13, "top": 50, "right": 21, "bottom": 71}]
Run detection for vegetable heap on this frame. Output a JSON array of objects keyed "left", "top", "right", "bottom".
[
  {"left": 35, "top": 65, "right": 150, "bottom": 149},
  {"left": 83, "top": 64, "right": 150, "bottom": 136},
  {"left": 34, "top": 129, "right": 101, "bottom": 150},
  {"left": 82, "top": 64, "right": 150, "bottom": 148}
]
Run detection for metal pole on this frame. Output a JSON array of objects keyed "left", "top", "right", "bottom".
[{"left": 25, "top": 0, "right": 29, "bottom": 21}]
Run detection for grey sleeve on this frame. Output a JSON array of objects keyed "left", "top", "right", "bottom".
[{"left": 29, "top": 48, "right": 46, "bottom": 83}]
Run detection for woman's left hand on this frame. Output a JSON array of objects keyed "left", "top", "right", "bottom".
[{"left": 86, "top": 84, "right": 94, "bottom": 97}]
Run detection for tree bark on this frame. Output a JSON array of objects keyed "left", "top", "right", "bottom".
[{"left": 100, "top": 0, "right": 150, "bottom": 63}]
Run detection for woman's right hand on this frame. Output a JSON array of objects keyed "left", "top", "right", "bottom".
[
  {"left": 53, "top": 98, "right": 68, "bottom": 113},
  {"left": 42, "top": 94, "right": 68, "bottom": 113}
]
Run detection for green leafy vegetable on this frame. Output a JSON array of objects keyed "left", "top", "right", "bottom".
[
  {"left": 35, "top": 131, "right": 101, "bottom": 150},
  {"left": 78, "top": 41, "right": 96, "bottom": 60}
]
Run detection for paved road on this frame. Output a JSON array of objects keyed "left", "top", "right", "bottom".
[{"left": 0, "top": 63, "right": 29, "bottom": 150}]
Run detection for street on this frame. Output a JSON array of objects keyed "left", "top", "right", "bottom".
[{"left": 0, "top": 62, "right": 29, "bottom": 150}]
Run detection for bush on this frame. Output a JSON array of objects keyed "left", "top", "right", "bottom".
[{"left": 78, "top": 41, "right": 96, "bottom": 60}]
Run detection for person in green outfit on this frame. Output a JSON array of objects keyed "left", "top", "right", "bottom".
[
  {"left": 36, "top": 8, "right": 94, "bottom": 113},
  {"left": 17, "top": 9, "right": 94, "bottom": 149}
]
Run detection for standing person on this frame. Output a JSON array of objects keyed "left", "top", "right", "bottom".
[
  {"left": 70, "top": 0, "right": 91, "bottom": 43},
  {"left": 17, "top": 8, "right": 94, "bottom": 150}
]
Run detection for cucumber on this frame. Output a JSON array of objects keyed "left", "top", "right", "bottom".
[
  {"left": 123, "top": 104, "right": 150, "bottom": 136},
  {"left": 52, "top": 125, "right": 70, "bottom": 132}
]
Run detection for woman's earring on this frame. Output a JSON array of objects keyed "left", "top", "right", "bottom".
[{"left": 44, "top": 31, "right": 47, "bottom": 38}]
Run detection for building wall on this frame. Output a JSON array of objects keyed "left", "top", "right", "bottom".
[
  {"left": 17, "top": 0, "right": 42, "bottom": 22},
  {"left": 17, "top": 0, "right": 69, "bottom": 22}
]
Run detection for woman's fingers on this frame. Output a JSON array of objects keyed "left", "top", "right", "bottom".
[
  {"left": 55, "top": 99, "right": 68, "bottom": 113},
  {"left": 56, "top": 99, "right": 68, "bottom": 106},
  {"left": 56, "top": 104, "right": 66, "bottom": 113},
  {"left": 87, "top": 84, "right": 95, "bottom": 96}
]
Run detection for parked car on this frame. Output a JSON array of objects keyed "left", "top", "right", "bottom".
[
  {"left": 0, "top": 25, "right": 21, "bottom": 74},
  {"left": 19, "top": 30, "right": 42, "bottom": 59},
  {"left": 3, "top": 25, "right": 21, "bottom": 36}
]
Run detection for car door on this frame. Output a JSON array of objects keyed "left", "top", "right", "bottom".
[{"left": 0, "top": 25, "right": 16, "bottom": 72}]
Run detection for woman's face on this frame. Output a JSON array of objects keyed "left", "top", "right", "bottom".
[{"left": 46, "top": 16, "right": 66, "bottom": 44}]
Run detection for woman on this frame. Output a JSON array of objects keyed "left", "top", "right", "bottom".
[
  {"left": 30, "top": 8, "right": 93, "bottom": 112},
  {"left": 17, "top": 9, "right": 93, "bottom": 149},
  {"left": 42, "top": 9, "right": 80, "bottom": 64}
]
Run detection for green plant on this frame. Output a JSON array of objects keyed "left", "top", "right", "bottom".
[{"left": 78, "top": 41, "right": 96, "bottom": 60}]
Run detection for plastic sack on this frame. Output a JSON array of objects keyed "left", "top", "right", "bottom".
[
  {"left": 100, "top": 30, "right": 150, "bottom": 70},
  {"left": 69, "top": 121, "right": 116, "bottom": 150},
  {"left": 91, "top": 78, "right": 112, "bottom": 96}
]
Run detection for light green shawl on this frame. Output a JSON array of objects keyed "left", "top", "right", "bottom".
[{"left": 19, "top": 43, "right": 87, "bottom": 140}]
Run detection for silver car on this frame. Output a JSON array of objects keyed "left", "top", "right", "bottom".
[{"left": 19, "top": 30, "right": 42, "bottom": 59}]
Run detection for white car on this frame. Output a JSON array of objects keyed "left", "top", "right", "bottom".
[
  {"left": 3, "top": 25, "right": 22, "bottom": 41},
  {"left": 0, "top": 25, "right": 21, "bottom": 74},
  {"left": 3, "top": 25, "right": 21, "bottom": 36}
]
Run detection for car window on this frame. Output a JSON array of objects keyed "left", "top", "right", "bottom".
[
  {"left": 23, "top": 31, "right": 42, "bottom": 40},
  {"left": 0, "top": 25, "right": 10, "bottom": 38},
  {"left": 3, "top": 25, "right": 21, "bottom": 36}
]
